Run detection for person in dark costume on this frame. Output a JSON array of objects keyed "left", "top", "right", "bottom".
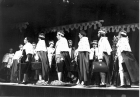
[
  {"left": 89, "top": 40, "right": 100, "bottom": 86},
  {"left": 68, "top": 40, "right": 78, "bottom": 83},
  {"left": 31, "top": 42, "right": 39, "bottom": 81},
  {"left": 75, "top": 30, "right": 90, "bottom": 85},
  {"left": 116, "top": 29, "right": 139, "bottom": 87},
  {"left": 110, "top": 36, "right": 120, "bottom": 86}
]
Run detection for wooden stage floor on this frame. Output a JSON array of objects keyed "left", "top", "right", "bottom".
[{"left": 0, "top": 82, "right": 139, "bottom": 97}]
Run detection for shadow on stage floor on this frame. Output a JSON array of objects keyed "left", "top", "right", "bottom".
[{"left": 0, "top": 82, "right": 139, "bottom": 97}]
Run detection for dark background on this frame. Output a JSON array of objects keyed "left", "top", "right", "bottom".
[{"left": 0, "top": 0, "right": 139, "bottom": 62}]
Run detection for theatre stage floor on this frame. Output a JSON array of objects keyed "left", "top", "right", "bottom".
[{"left": 0, "top": 82, "right": 139, "bottom": 97}]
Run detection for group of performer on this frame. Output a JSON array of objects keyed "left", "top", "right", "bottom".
[{"left": 1, "top": 27, "right": 139, "bottom": 87}]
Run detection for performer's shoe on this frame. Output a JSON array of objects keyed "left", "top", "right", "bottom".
[
  {"left": 21, "top": 81, "right": 29, "bottom": 84},
  {"left": 99, "top": 84, "right": 106, "bottom": 87},
  {"left": 125, "top": 85, "right": 131, "bottom": 88},
  {"left": 117, "top": 85, "right": 126, "bottom": 88}
]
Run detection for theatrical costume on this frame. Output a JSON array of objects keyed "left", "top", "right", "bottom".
[
  {"left": 68, "top": 46, "right": 78, "bottom": 83},
  {"left": 90, "top": 47, "right": 98, "bottom": 61},
  {"left": 69, "top": 46, "right": 76, "bottom": 71},
  {"left": 10, "top": 50, "right": 23, "bottom": 82},
  {"left": 110, "top": 49, "right": 119, "bottom": 86},
  {"left": 36, "top": 38, "right": 49, "bottom": 81},
  {"left": 89, "top": 43, "right": 100, "bottom": 85},
  {"left": 76, "top": 37, "right": 90, "bottom": 84},
  {"left": 98, "top": 36, "right": 112, "bottom": 85},
  {"left": 116, "top": 36, "right": 139, "bottom": 86},
  {"left": 1, "top": 53, "right": 14, "bottom": 69},
  {"left": 55, "top": 37, "right": 71, "bottom": 82},
  {"left": 21, "top": 42, "right": 33, "bottom": 83},
  {"left": 32, "top": 48, "right": 39, "bottom": 62},
  {"left": 0, "top": 52, "right": 14, "bottom": 82}
]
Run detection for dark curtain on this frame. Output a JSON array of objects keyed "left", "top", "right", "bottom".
[
  {"left": 128, "top": 29, "right": 139, "bottom": 63},
  {"left": 68, "top": 29, "right": 80, "bottom": 49}
]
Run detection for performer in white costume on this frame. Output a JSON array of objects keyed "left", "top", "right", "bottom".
[
  {"left": 75, "top": 30, "right": 90, "bottom": 85},
  {"left": 97, "top": 27, "right": 112, "bottom": 86},
  {"left": 55, "top": 30, "right": 70, "bottom": 82}
]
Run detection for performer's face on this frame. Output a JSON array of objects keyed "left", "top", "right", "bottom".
[
  {"left": 50, "top": 43, "right": 54, "bottom": 47},
  {"left": 24, "top": 37, "right": 28, "bottom": 44},
  {"left": 78, "top": 33, "right": 82, "bottom": 39},
  {"left": 68, "top": 41, "right": 72, "bottom": 47},
  {"left": 32, "top": 44, "right": 36, "bottom": 49},
  {"left": 98, "top": 32, "right": 100, "bottom": 37},
  {"left": 56, "top": 33, "right": 60, "bottom": 40},
  {"left": 9, "top": 49, "right": 13, "bottom": 53},
  {"left": 19, "top": 45, "right": 23, "bottom": 50},
  {"left": 98, "top": 30, "right": 105, "bottom": 37},
  {"left": 93, "top": 44, "right": 97, "bottom": 48}
]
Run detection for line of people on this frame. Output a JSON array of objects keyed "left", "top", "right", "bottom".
[{"left": 1, "top": 28, "right": 139, "bottom": 87}]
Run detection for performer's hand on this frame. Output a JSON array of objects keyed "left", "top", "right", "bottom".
[
  {"left": 71, "top": 60, "right": 74, "bottom": 62},
  {"left": 35, "top": 60, "right": 39, "bottom": 62},
  {"left": 75, "top": 50, "right": 78, "bottom": 57},
  {"left": 99, "top": 59, "right": 102, "bottom": 62},
  {"left": 60, "top": 57, "right": 64, "bottom": 61},
  {"left": 7, "top": 65, "right": 11, "bottom": 68},
  {"left": 75, "top": 57, "right": 77, "bottom": 62}
]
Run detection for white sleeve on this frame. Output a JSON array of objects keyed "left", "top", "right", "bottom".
[
  {"left": 26, "top": 44, "right": 33, "bottom": 54},
  {"left": 104, "top": 39, "right": 112, "bottom": 55},
  {"left": 2, "top": 53, "right": 9, "bottom": 63},
  {"left": 77, "top": 37, "right": 90, "bottom": 52},
  {"left": 59, "top": 38, "right": 69, "bottom": 52},
  {"left": 89, "top": 49, "right": 93, "bottom": 60}
]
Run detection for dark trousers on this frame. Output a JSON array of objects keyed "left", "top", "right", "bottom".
[
  {"left": 37, "top": 51, "right": 49, "bottom": 81},
  {"left": 77, "top": 51, "right": 89, "bottom": 83},
  {"left": 10, "top": 59, "right": 19, "bottom": 82},
  {"left": 60, "top": 51, "right": 71, "bottom": 82},
  {"left": 89, "top": 60, "right": 100, "bottom": 85}
]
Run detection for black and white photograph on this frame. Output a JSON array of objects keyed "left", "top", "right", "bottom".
[{"left": 0, "top": 0, "right": 139, "bottom": 97}]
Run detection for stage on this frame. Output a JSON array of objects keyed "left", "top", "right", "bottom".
[{"left": 0, "top": 82, "right": 139, "bottom": 97}]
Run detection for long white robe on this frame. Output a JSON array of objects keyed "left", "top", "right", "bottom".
[
  {"left": 98, "top": 37, "right": 112, "bottom": 59},
  {"left": 55, "top": 37, "right": 69, "bottom": 55}
]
